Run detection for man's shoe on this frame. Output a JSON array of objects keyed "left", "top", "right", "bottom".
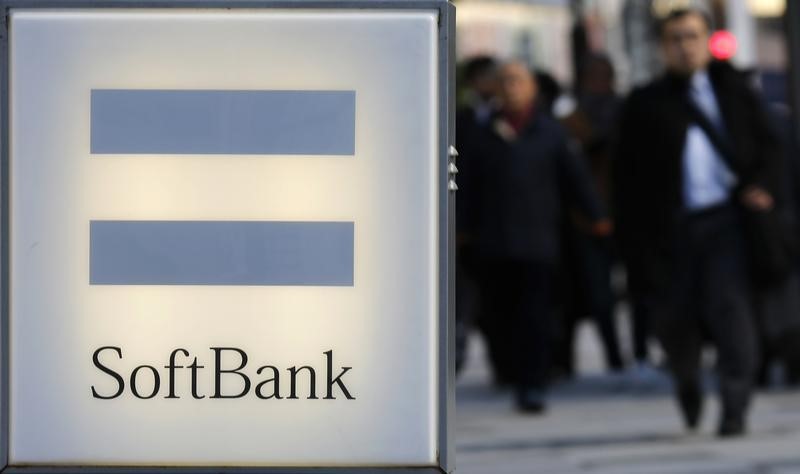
[
  {"left": 718, "top": 417, "right": 746, "bottom": 438},
  {"left": 516, "top": 389, "right": 547, "bottom": 414},
  {"left": 678, "top": 388, "right": 703, "bottom": 431}
]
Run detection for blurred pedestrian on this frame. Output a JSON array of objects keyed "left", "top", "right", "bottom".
[
  {"left": 473, "top": 60, "right": 609, "bottom": 413},
  {"left": 455, "top": 56, "right": 500, "bottom": 374},
  {"left": 614, "top": 8, "right": 785, "bottom": 437},
  {"left": 780, "top": 128, "right": 800, "bottom": 386},
  {"left": 558, "top": 53, "right": 626, "bottom": 375},
  {"left": 756, "top": 108, "right": 800, "bottom": 388}
]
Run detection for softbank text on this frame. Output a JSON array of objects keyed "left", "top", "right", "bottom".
[{"left": 91, "top": 347, "right": 355, "bottom": 401}]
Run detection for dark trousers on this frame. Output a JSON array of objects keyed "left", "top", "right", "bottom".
[
  {"left": 455, "top": 248, "right": 481, "bottom": 374},
  {"left": 478, "top": 260, "right": 553, "bottom": 391},
  {"left": 630, "top": 294, "right": 652, "bottom": 363},
  {"left": 651, "top": 204, "right": 757, "bottom": 423},
  {"left": 560, "top": 231, "right": 624, "bottom": 372}
]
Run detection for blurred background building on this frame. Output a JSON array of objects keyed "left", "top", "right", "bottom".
[{"left": 455, "top": 0, "right": 800, "bottom": 136}]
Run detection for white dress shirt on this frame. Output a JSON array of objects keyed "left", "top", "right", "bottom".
[{"left": 682, "top": 71, "right": 738, "bottom": 211}]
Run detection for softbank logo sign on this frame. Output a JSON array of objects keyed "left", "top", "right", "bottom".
[
  {"left": 87, "top": 89, "right": 357, "bottom": 400},
  {"left": 89, "top": 89, "right": 356, "bottom": 286}
]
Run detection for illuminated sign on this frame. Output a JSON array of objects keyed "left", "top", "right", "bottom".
[{"left": 0, "top": 2, "right": 456, "bottom": 473}]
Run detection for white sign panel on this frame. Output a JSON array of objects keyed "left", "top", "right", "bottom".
[{"left": 4, "top": 4, "right": 453, "bottom": 471}]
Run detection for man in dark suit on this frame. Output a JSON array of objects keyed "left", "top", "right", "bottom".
[
  {"left": 614, "top": 8, "right": 783, "bottom": 437},
  {"left": 473, "top": 60, "right": 609, "bottom": 413}
]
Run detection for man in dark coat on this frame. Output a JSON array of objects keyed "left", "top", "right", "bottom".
[
  {"left": 473, "top": 60, "right": 609, "bottom": 413},
  {"left": 614, "top": 8, "right": 783, "bottom": 437}
]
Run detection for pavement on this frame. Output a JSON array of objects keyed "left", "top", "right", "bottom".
[{"left": 454, "top": 322, "right": 800, "bottom": 474}]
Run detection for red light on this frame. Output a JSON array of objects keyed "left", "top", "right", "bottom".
[{"left": 709, "top": 31, "right": 738, "bottom": 60}]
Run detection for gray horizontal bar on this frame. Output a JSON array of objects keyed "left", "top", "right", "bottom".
[
  {"left": 91, "top": 90, "right": 355, "bottom": 155},
  {"left": 0, "top": 468, "right": 444, "bottom": 474},
  {"left": 90, "top": 221, "right": 354, "bottom": 286}
]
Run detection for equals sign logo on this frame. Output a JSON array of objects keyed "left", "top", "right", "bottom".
[{"left": 89, "top": 89, "right": 356, "bottom": 286}]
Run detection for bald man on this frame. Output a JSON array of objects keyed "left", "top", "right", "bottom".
[{"left": 471, "top": 61, "right": 609, "bottom": 413}]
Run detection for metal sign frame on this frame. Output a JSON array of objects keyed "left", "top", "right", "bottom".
[{"left": 0, "top": 1, "right": 456, "bottom": 472}]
